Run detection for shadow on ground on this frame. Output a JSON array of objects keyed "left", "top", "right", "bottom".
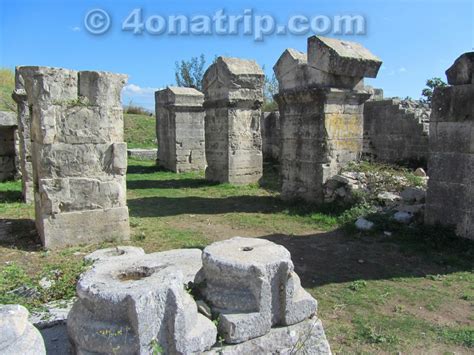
[
  {"left": 262, "top": 231, "right": 474, "bottom": 288},
  {"left": 127, "top": 179, "right": 219, "bottom": 190},
  {"left": 0, "top": 218, "right": 41, "bottom": 251},
  {"left": 128, "top": 195, "right": 285, "bottom": 217},
  {"left": 0, "top": 190, "right": 22, "bottom": 203}
]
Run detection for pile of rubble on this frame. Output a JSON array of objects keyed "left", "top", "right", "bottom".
[{"left": 324, "top": 163, "right": 428, "bottom": 229}]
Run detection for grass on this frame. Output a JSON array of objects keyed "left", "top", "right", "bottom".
[
  {"left": 0, "top": 159, "right": 473, "bottom": 353},
  {"left": 0, "top": 68, "right": 16, "bottom": 112},
  {"left": 124, "top": 113, "right": 156, "bottom": 149}
]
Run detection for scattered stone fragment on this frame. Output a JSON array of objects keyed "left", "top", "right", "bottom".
[
  {"left": 393, "top": 211, "right": 414, "bottom": 224},
  {"left": 414, "top": 168, "right": 427, "bottom": 177},
  {"left": 355, "top": 218, "right": 375, "bottom": 231},
  {"left": 0, "top": 304, "right": 46, "bottom": 354},
  {"left": 377, "top": 191, "right": 401, "bottom": 204},
  {"left": 401, "top": 187, "right": 426, "bottom": 204}
]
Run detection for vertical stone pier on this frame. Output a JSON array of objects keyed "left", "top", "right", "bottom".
[
  {"left": 155, "top": 87, "right": 206, "bottom": 172},
  {"left": 202, "top": 57, "right": 264, "bottom": 184},
  {"left": 0, "top": 111, "right": 18, "bottom": 182},
  {"left": 12, "top": 69, "right": 34, "bottom": 202},
  {"left": 19, "top": 66, "right": 130, "bottom": 249},
  {"left": 425, "top": 52, "right": 474, "bottom": 240},
  {"left": 274, "top": 37, "right": 382, "bottom": 202}
]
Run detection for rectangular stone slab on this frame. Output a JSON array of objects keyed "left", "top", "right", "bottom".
[{"left": 308, "top": 36, "right": 382, "bottom": 78}]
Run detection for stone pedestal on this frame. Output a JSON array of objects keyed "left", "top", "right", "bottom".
[
  {"left": 19, "top": 66, "right": 130, "bottom": 249},
  {"left": 425, "top": 52, "right": 474, "bottom": 240},
  {"left": 198, "top": 237, "right": 317, "bottom": 344},
  {"left": 274, "top": 37, "right": 382, "bottom": 202},
  {"left": 12, "top": 68, "right": 34, "bottom": 202},
  {"left": 155, "top": 87, "right": 206, "bottom": 172},
  {"left": 0, "top": 111, "right": 18, "bottom": 182},
  {"left": 68, "top": 247, "right": 217, "bottom": 354},
  {"left": 203, "top": 57, "right": 264, "bottom": 184}
]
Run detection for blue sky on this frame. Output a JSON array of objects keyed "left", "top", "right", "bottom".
[{"left": 1, "top": 0, "right": 472, "bottom": 110}]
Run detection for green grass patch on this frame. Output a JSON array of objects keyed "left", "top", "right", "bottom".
[{"left": 124, "top": 113, "right": 156, "bottom": 149}]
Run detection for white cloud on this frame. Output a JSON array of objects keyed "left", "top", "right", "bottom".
[
  {"left": 398, "top": 67, "right": 407, "bottom": 73},
  {"left": 71, "top": 26, "right": 81, "bottom": 32},
  {"left": 121, "top": 84, "right": 162, "bottom": 111},
  {"left": 122, "top": 84, "right": 159, "bottom": 96}
]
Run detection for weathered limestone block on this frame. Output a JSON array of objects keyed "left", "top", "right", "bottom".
[
  {"left": 19, "top": 66, "right": 130, "bottom": 249},
  {"left": 363, "top": 99, "right": 431, "bottom": 165},
  {"left": 155, "top": 87, "right": 206, "bottom": 172},
  {"left": 274, "top": 36, "right": 381, "bottom": 202},
  {"left": 446, "top": 52, "right": 474, "bottom": 85},
  {"left": 204, "top": 318, "right": 331, "bottom": 354},
  {"left": 68, "top": 248, "right": 217, "bottom": 354},
  {"left": 198, "top": 237, "right": 317, "bottom": 344},
  {"left": 12, "top": 68, "right": 34, "bottom": 202},
  {"left": 261, "top": 111, "right": 281, "bottom": 162},
  {"left": 425, "top": 54, "right": 474, "bottom": 240},
  {"left": 0, "top": 305, "right": 46, "bottom": 355},
  {"left": 0, "top": 111, "right": 18, "bottom": 182},
  {"left": 127, "top": 148, "right": 158, "bottom": 160},
  {"left": 308, "top": 36, "right": 382, "bottom": 78},
  {"left": 203, "top": 57, "right": 264, "bottom": 184}
]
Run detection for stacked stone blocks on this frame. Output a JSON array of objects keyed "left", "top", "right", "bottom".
[
  {"left": 274, "top": 36, "right": 382, "bottom": 202},
  {"left": 155, "top": 87, "right": 206, "bottom": 172},
  {"left": 0, "top": 110, "right": 18, "bottom": 182},
  {"left": 425, "top": 52, "right": 474, "bottom": 240},
  {"left": 19, "top": 66, "right": 130, "bottom": 249},
  {"left": 203, "top": 57, "right": 264, "bottom": 184}
]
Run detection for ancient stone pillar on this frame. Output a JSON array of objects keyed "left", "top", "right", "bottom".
[
  {"left": 0, "top": 111, "right": 18, "bottom": 182},
  {"left": 12, "top": 69, "right": 34, "bottom": 202},
  {"left": 155, "top": 87, "right": 206, "bottom": 172},
  {"left": 274, "top": 37, "right": 382, "bottom": 202},
  {"left": 425, "top": 52, "right": 474, "bottom": 240},
  {"left": 19, "top": 66, "right": 130, "bottom": 249},
  {"left": 202, "top": 57, "right": 264, "bottom": 184}
]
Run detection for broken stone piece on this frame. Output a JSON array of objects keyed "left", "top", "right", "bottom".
[
  {"left": 0, "top": 304, "right": 46, "bottom": 355},
  {"left": 198, "top": 237, "right": 317, "bottom": 344},
  {"left": 445, "top": 52, "right": 474, "bottom": 85},
  {"left": 308, "top": 36, "right": 382, "bottom": 78}
]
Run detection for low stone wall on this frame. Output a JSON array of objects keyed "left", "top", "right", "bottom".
[
  {"left": 363, "top": 99, "right": 431, "bottom": 166},
  {"left": 425, "top": 52, "right": 474, "bottom": 240},
  {"left": 0, "top": 111, "right": 18, "bottom": 182},
  {"left": 260, "top": 111, "right": 280, "bottom": 162}
]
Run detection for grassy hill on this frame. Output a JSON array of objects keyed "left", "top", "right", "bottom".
[
  {"left": 124, "top": 113, "right": 156, "bottom": 149},
  {"left": 0, "top": 68, "right": 15, "bottom": 112}
]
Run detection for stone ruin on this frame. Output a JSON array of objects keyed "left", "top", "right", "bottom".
[
  {"left": 260, "top": 111, "right": 281, "bottom": 162},
  {"left": 155, "top": 87, "right": 206, "bottom": 172},
  {"left": 425, "top": 52, "right": 474, "bottom": 240},
  {"left": 0, "top": 110, "right": 18, "bottom": 182},
  {"left": 67, "top": 238, "right": 331, "bottom": 354},
  {"left": 274, "top": 36, "right": 382, "bottom": 202},
  {"left": 18, "top": 66, "right": 130, "bottom": 249},
  {"left": 202, "top": 57, "right": 264, "bottom": 184},
  {"left": 363, "top": 97, "right": 431, "bottom": 166},
  {"left": 0, "top": 304, "right": 46, "bottom": 354},
  {"left": 12, "top": 68, "right": 34, "bottom": 202}
]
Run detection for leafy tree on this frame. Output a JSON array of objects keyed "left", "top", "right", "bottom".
[
  {"left": 262, "top": 72, "right": 279, "bottom": 112},
  {"left": 175, "top": 54, "right": 206, "bottom": 91},
  {"left": 421, "top": 77, "right": 447, "bottom": 103}
]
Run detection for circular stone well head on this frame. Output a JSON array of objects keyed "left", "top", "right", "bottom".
[
  {"left": 202, "top": 237, "right": 292, "bottom": 267},
  {"left": 84, "top": 246, "right": 145, "bottom": 264}
]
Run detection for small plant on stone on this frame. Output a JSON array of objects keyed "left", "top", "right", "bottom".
[{"left": 149, "top": 339, "right": 164, "bottom": 355}]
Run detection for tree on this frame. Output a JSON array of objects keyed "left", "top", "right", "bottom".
[
  {"left": 175, "top": 54, "right": 206, "bottom": 91},
  {"left": 421, "top": 77, "right": 447, "bottom": 103},
  {"left": 262, "top": 72, "right": 279, "bottom": 112}
]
